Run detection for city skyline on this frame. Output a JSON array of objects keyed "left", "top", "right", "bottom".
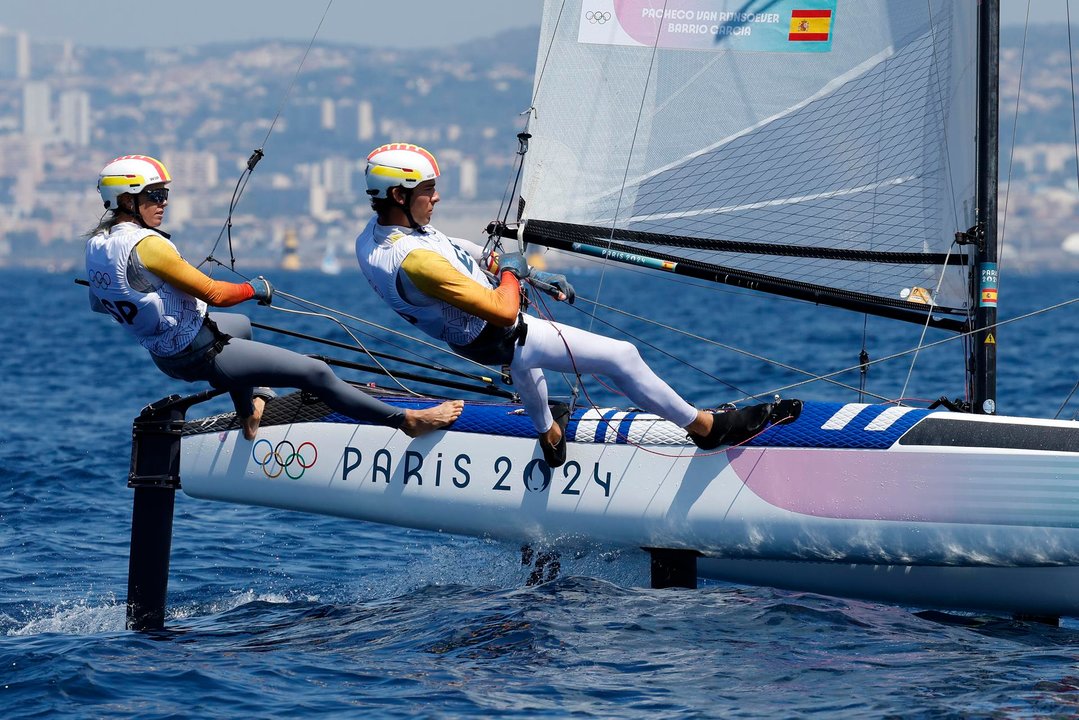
[
  {"left": 0, "top": 2, "right": 543, "bottom": 49},
  {"left": 2, "top": 3, "right": 1079, "bottom": 271},
  {"left": 0, "top": 1, "right": 1058, "bottom": 49}
]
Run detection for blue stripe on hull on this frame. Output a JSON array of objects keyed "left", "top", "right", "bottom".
[{"left": 315, "top": 398, "right": 935, "bottom": 450}]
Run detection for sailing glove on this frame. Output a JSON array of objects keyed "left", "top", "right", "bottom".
[
  {"left": 497, "top": 252, "right": 531, "bottom": 280},
  {"left": 248, "top": 276, "right": 274, "bottom": 306},
  {"left": 532, "top": 271, "right": 575, "bottom": 304}
]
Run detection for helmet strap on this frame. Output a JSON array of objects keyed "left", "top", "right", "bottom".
[
  {"left": 393, "top": 187, "right": 422, "bottom": 231},
  {"left": 130, "top": 194, "right": 148, "bottom": 228},
  {"left": 117, "top": 193, "right": 169, "bottom": 236},
  {"left": 115, "top": 194, "right": 144, "bottom": 225}
]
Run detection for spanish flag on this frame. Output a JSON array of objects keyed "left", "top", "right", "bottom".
[{"left": 788, "top": 9, "right": 832, "bottom": 42}]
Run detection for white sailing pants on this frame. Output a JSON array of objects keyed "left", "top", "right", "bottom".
[{"left": 510, "top": 314, "right": 699, "bottom": 433}]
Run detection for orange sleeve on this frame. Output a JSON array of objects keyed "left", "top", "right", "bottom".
[
  {"left": 134, "top": 235, "right": 255, "bottom": 307},
  {"left": 401, "top": 249, "right": 520, "bottom": 327}
]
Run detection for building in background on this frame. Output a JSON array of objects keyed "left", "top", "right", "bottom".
[
  {"left": 22, "top": 81, "right": 51, "bottom": 139},
  {"left": 321, "top": 98, "right": 335, "bottom": 131},
  {"left": 357, "top": 100, "right": 374, "bottom": 142},
  {"left": 57, "top": 90, "right": 90, "bottom": 147},
  {"left": 164, "top": 151, "right": 219, "bottom": 192},
  {"left": 459, "top": 157, "right": 477, "bottom": 200},
  {"left": 321, "top": 157, "right": 353, "bottom": 197},
  {"left": 0, "top": 28, "right": 30, "bottom": 80}
]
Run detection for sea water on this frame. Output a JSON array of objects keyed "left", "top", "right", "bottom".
[{"left": 1, "top": 265, "right": 1078, "bottom": 718}]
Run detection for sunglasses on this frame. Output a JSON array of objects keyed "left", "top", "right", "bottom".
[{"left": 142, "top": 187, "right": 170, "bottom": 204}]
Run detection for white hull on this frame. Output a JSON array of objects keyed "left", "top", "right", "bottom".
[{"left": 180, "top": 397, "right": 1079, "bottom": 616}]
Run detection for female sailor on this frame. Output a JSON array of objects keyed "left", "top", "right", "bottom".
[{"left": 86, "top": 154, "right": 461, "bottom": 440}]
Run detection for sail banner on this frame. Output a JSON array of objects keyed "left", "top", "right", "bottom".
[
  {"left": 523, "top": 0, "right": 978, "bottom": 311},
  {"left": 578, "top": 0, "right": 837, "bottom": 52}
]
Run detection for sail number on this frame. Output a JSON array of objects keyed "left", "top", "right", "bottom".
[{"left": 342, "top": 448, "right": 612, "bottom": 497}]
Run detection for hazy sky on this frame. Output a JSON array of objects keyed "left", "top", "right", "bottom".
[
  {"left": 0, "top": 1, "right": 1064, "bottom": 48},
  {"left": 1, "top": 1, "right": 543, "bottom": 48}
]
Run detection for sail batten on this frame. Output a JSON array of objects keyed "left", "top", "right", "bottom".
[
  {"left": 521, "top": 221, "right": 967, "bottom": 331},
  {"left": 521, "top": 0, "right": 978, "bottom": 317},
  {"left": 526, "top": 219, "right": 968, "bottom": 265}
]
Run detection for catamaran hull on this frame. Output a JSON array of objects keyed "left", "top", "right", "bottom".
[
  {"left": 178, "top": 396, "right": 1079, "bottom": 617},
  {"left": 698, "top": 559, "right": 1079, "bottom": 618}
]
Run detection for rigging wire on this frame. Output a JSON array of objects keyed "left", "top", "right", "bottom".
[
  {"left": 1061, "top": 0, "right": 1079, "bottom": 419},
  {"left": 197, "top": 0, "right": 336, "bottom": 273},
  {"left": 906, "top": 0, "right": 981, "bottom": 405},
  {"left": 270, "top": 289, "right": 507, "bottom": 380},
  {"left": 757, "top": 294, "right": 1079, "bottom": 403},
  {"left": 1067, "top": 0, "right": 1079, "bottom": 218},
  {"left": 250, "top": 299, "right": 427, "bottom": 397},
  {"left": 503, "top": 0, "right": 678, "bottom": 420},
  {"left": 198, "top": 254, "right": 512, "bottom": 399},
  {"left": 897, "top": 242, "right": 962, "bottom": 404},
  {"left": 557, "top": 298, "right": 750, "bottom": 397},
  {"left": 575, "top": 296, "right": 896, "bottom": 403},
  {"left": 1059, "top": 0, "right": 1079, "bottom": 419},
  {"left": 589, "top": 0, "right": 669, "bottom": 324},
  {"left": 524, "top": 289, "right": 793, "bottom": 461},
  {"left": 570, "top": 0, "right": 671, "bottom": 415},
  {"left": 1054, "top": 379, "right": 1079, "bottom": 420},
  {"left": 485, "top": 0, "right": 584, "bottom": 409},
  {"left": 488, "top": 131, "right": 532, "bottom": 255},
  {"left": 998, "top": 0, "right": 1032, "bottom": 273},
  {"left": 488, "top": 0, "right": 567, "bottom": 252}
]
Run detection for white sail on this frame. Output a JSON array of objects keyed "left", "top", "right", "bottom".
[{"left": 521, "top": 0, "right": 977, "bottom": 309}]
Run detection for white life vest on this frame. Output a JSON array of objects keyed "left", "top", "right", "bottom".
[
  {"left": 356, "top": 218, "right": 493, "bottom": 346},
  {"left": 85, "top": 222, "right": 207, "bottom": 357}
]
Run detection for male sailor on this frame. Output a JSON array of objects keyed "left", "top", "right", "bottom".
[{"left": 355, "top": 143, "right": 783, "bottom": 467}]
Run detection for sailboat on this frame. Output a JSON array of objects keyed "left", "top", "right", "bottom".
[
  {"left": 320, "top": 241, "right": 342, "bottom": 275},
  {"left": 168, "top": 0, "right": 1079, "bottom": 621}
]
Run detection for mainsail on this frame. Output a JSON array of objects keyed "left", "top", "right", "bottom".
[{"left": 518, "top": 0, "right": 979, "bottom": 327}]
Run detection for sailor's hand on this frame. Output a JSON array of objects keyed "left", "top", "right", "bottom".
[
  {"left": 248, "top": 276, "right": 274, "bottom": 306},
  {"left": 532, "top": 271, "right": 575, "bottom": 304},
  {"left": 497, "top": 252, "right": 531, "bottom": 280}
]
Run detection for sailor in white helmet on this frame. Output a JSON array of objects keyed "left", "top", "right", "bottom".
[
  {"left": 355, "top": 143, "right": 785, "bottom": 467},
  {"left": 86, "top": 153, "right": 461, "bottom": 440}
]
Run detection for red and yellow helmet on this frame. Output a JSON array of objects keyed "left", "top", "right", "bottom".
[
  {"left": 364, "top": 143, "right": 439, "bottom": 199},
  {"left": 97, "top": 155, "right": 171, "bottom": 209}
]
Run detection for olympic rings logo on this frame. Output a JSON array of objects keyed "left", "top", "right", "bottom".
[
  {"left": 89, "top": 270, "right": 112, "bottom": 289},
  {"left": 586, "top": 11, "right": 611, "bottom": 24},
  {"left": 252, "top": 439, "right": 318, "bottom": 479}
]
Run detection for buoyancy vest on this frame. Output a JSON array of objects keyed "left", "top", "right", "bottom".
[
  {"left": 85, "top": 222, "right": 207, "bottom": 357},
  {"left": 356, "top": 218, "right": 493, "bottom": 346}
]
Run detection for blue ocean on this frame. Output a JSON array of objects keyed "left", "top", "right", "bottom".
[{"left": 2, "top": 264, "right": 1078, "bottom": 719}]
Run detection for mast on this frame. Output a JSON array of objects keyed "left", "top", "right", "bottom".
[{"left": 971, "top": 0, "right": 1000, "bottom": 414}]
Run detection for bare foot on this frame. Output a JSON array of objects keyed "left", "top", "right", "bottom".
[
  {"left": 400, "top": 400, "right": 464, "bottom": 438},
  {"left": 684, "top": 409, "right": 712, "bottom": 436},
  {"left": 242, "top": 396, "right": 266, "bottom": 441},
  {"left": 541, "top": 421, "right": 563, "bottom": 449}
]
